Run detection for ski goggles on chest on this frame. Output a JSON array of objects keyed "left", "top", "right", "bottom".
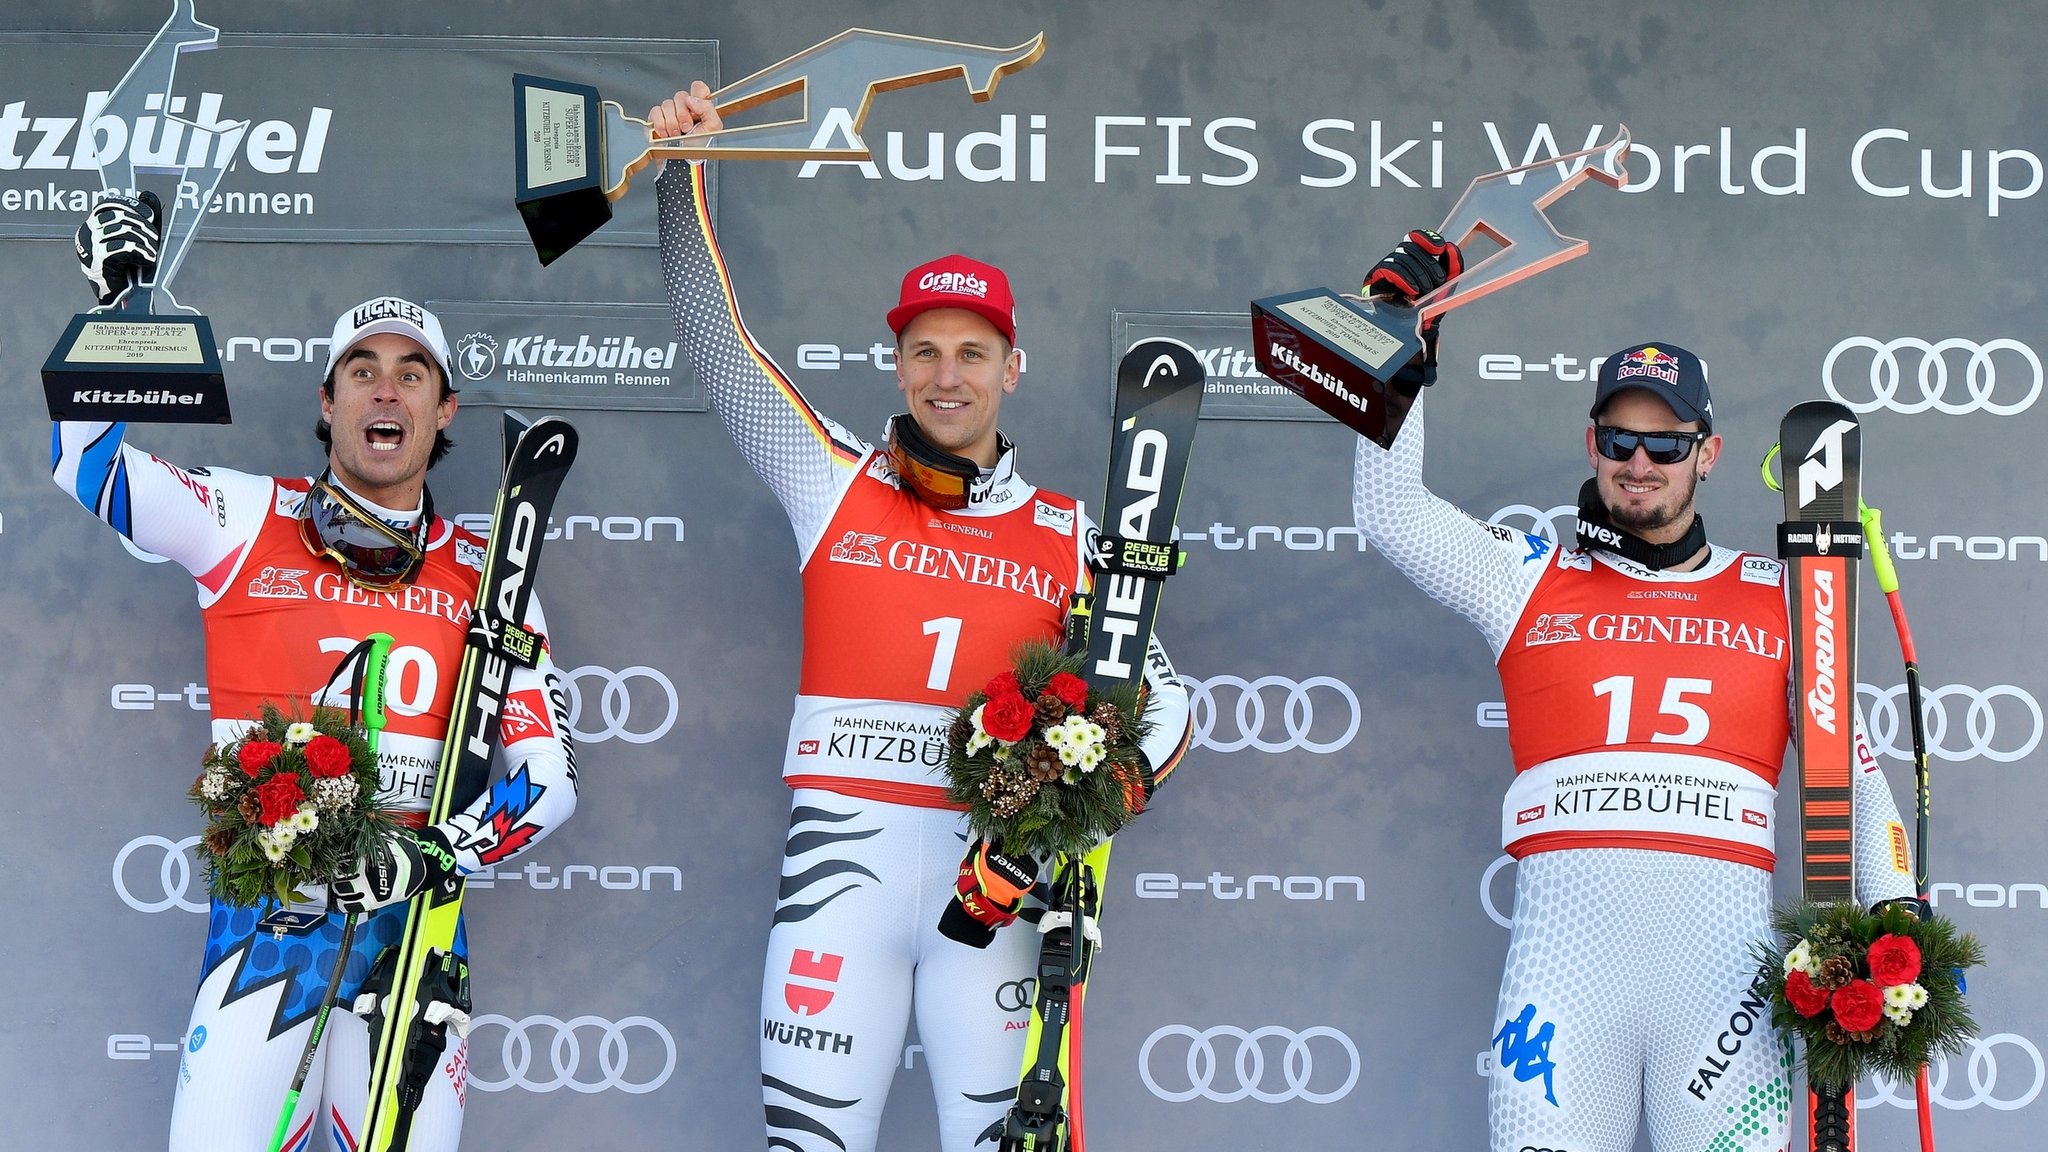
[
  {"left": 887, "top": 413, "right": 981, "bottom": 510},
  {"left": 297, "top": 474, "right": 429, "bottom": 591},
  {"left": 1593, "top": 425, "right": 1709, "bottom": 465}
]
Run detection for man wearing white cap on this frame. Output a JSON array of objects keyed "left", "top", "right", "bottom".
[
  {"left": 54, "top": 191, "right": 578, "bottom": 1152},
  {"left": 647, "top": 86, "right": 1191, "bottom": 1152}
]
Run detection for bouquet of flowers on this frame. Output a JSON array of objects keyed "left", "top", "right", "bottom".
[
  {"left": 943, "top": 639, "right": 1152, "bottom": 860},
  {"left": 189, "top": 702, "right": 399, "bottom": 907},
  {"left": 1753, "top": 900, "right": 1984, "bottom": 1089}
]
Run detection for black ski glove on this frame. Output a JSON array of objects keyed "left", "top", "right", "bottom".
[
  {"left": 76, "top": 189, "right": 162, "bottom": 305},
  {"left": 1362, "top": 228, "right": 1463, "bottom": 390},
  {"left": 332, "top": 824, "right": 459, "bottom": 913}
]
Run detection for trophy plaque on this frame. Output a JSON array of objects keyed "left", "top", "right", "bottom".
[
  {"left": 514, "top": 28, "right": 1045, "bottom": 264},
  {"left": 42, "top": 0, "right": 242, "bottom": 425},
  {"left": 1253, "top": 129, "right": 1634, "bottom": 447}
]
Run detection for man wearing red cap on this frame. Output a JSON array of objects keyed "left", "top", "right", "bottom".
[
  {"left": 54, "top": 193, "right": 578, "bottom": 1152},
  {"left": 649, "top": 86, "right": 1190, "bottom": 1152},
  {"left": 1347, "top": 233, "right": 1917, "bottom": 1152}
]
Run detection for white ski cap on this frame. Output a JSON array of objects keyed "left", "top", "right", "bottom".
[{"left": 322, "top": 296, "right": 455, "bottom": 384}]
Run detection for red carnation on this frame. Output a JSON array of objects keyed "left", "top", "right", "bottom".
[
  {"left": 981, "top": 692, "right": 1036, "bottom": 743},
  {"left": 1867, "top": 934, "right": 1923, "bottom": 987},
  {"left": 1830, "top": 979, "right": 1885, "bottom": 1033},
  {"left": 1784, "top": 970, "right": 1830, "bottom": 1018},
  {"left": 1045, "top": 672, "right": 1089, "bottom": 711},
  {"left": 984, "top": 671, "right": 1022, "bottom": 699},
  {"left": 237, "top": 740, "right": 284, "bottom": 777},
  {"left": 252, "top": 773, "right": 306, "bottom": 826},
  {"left": 303, "top": 734, "right": 353, "bottom": 779}
]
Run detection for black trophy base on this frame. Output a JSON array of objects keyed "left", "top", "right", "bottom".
[
  {"left": 43, "top": 312, "right": 230, "bottom": 424},
  {"left": 1250, "top": 288, "right": 1424, "bottom": 449},
  {"left": 514, "top": 73, "right": 614, "bottom": 265}
]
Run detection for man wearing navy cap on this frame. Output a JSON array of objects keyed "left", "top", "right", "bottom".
[
  {"left": 1347, "top": 234, "right": 1916, "bottom": 1152},
  {"left": 645, "top": 84, "right": 1190, "bottom": 1152}
]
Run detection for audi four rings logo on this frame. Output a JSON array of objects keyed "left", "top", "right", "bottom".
[
  {"left": 1860, "top": 682, "right": 2042, "bottom": 763},
  {"left": 560, "top": 665, "right": 679, "bottom": 744},
  {"left": 113, "top": 834, "right": 206, "bottom": 914},
  {"left": 466, "top": 1014, "right": 676, "bottom": 1094},
  {"left": 1139, "top": 1024, "right": 1361, "bottom": 1103},
  {"left": 1822, "top": 337, "right": 2043, "bottom": 415},
  {"left": 1185, "top": 675, "right": 1361, "bottom": 754},
  {"left": 1863, "top": 1033, "right": 2044, "bottom": 1111},
  {"left": 995, "top": 979, "right": 1036, "bottom": 1012},
  {"left": 1489, "top": 504, "right": 1579, "bottom": 546}
]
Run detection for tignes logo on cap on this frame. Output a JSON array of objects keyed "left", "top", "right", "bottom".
[{"left": 350, "top": 297, "right": 428, "bottom": 329}]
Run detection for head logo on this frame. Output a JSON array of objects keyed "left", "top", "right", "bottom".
[
  {"left": 828, "top": 531, "right": 886, "bottom": 567},
  {"left": 246, "top": 566, "right": 309, "bottom": 600},
  {"left": 457, "top": 332, "right": 500, "bottom": 381}
]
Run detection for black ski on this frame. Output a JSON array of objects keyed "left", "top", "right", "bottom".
[
  {"left": 361, "top": 412, "right": 578, "bottom": 1152},
  {"left": 997, "top": 338, "right": 1205, "bottom": 1152},
  {"left": 1778, "top": 400, "right": 1865, "bottom": 1152}
]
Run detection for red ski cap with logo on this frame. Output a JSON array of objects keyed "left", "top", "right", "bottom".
[{"left": 887, "top": 254, "right": 1017, "bottom": 345}]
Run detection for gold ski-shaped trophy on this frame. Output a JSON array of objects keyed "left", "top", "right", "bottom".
[
  {"left": 1253, "top": 129, "right": 1633, "bottom": 447},
  {"left": 513, "top": 29, "right": 1045, "bottom": 264},
  {"left": 43, "top": 0, "right": 243, "bottom": 424}
]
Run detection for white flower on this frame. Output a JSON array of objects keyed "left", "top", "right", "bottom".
[
  {"left": 289, "top": 803, "right": 320, "bottom": 832},
  {"left": 311, "top": 775, "right": 360, "bottom": 812},
  {"left": 1884, "top": 1004, "right": 1914, "bottom": 1026},
  {"left": 1783, "top": 941, "right": 1815, "bottom": 976},
  {"left": 1049, "top": 716, "right": 1107, "bottom": 768},
  {"left": 257, "top": 826, "right": 297, "bottom": 862},
  {"left": 284, "top": 722, "right": 318, "bottom": 746},
  {"left": 966, "top": 704, "right": 994, "bottom": 754},
  {"left": 1896, "top": 982, "right": 1928, "bottom": 1009},
  {"left": 199, "top": 768, "right": 236, "bottom": 801}
]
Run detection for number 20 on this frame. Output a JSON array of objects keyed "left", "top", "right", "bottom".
[{"left": 1591, "top": 675, "right": 1711, "bottom": 745}]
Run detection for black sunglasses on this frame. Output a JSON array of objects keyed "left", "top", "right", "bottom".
[{"left": 1594, "top": 425, "right": 1708, "bottom": 465}]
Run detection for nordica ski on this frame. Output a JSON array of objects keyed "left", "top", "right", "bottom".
[
  {"left": 996, "top": 338, "right": 1205, "bottom": 1152},
  {"left": 1778, "top": 400, "right": 1865, "bottom": 1152},
  {"left": 360, "top": 413, "right": 577, "bottom": 1152}
]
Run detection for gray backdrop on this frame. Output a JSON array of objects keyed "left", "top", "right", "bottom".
[{"left": 3, "top": 3, "right": 2044, "bottom": 1150}]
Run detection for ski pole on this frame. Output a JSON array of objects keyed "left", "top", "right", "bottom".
[
  {"left": 267, "top": 633, "right": 395, "bottom": 1152},
  {"left": 1859, "top": 505, "right": 1937, "bottom": 1152}
]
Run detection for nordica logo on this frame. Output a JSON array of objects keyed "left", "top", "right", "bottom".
[
  {"left": 1268, "top": 343, "right": 1369, "bottom": 413},
  {"left": 70, "top": 389, "right": 206, "bottom": 406},
  {"left": 1806, "top": 569, "right": 1840, "bottom": 734},
  {"left": 919, "top": 270, "right": 988, "bottom": 298},
  {"left": 1576, "top": 517, "right": 1625, "bottom": 550}
]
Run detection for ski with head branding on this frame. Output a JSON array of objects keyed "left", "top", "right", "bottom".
[
  {"left": 994, "top": 338, "right": 1204, "bottom": 1152},
  {"left": 1777, "top": 400, "right": 1865, "bottom": 1152},
  {"left": 359, "top": 412, "right": 578, "bottom": 1152}
]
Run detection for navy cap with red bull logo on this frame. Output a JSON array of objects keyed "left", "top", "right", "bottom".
[{"left": 1589, "top": 341, "right": 1713, "bottom": 430}]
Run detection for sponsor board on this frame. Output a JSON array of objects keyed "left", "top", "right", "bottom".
[{"left": 427, "top": 301, "right": 705, "bottom": 412}]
